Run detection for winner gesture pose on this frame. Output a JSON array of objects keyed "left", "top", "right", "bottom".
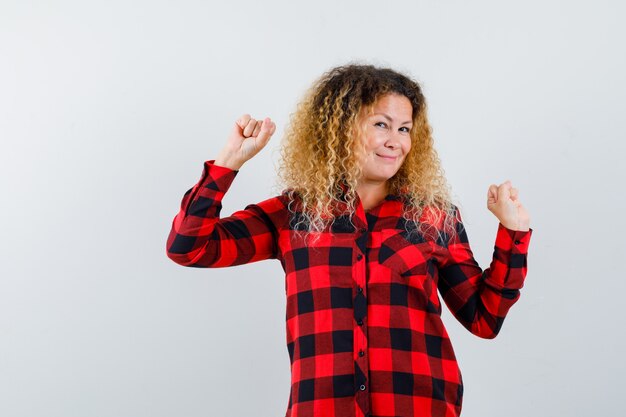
[{"left": 166, "top": 63, "right": 533, "bottom": 417}]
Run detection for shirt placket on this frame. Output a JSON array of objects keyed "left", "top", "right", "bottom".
[{"left": 353, "top": 204, "right": 370, "bottom": 417}]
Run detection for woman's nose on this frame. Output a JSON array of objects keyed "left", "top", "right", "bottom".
[{"left": 384, "top": 135, "right": 401, "bottom": 148}]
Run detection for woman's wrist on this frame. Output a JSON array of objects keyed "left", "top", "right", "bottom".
[
  {"left": 499, "top": 220, "right": 530, "bottom": 232},
  {"left": 214, "top": 154, "right": 243, "bottom": 171}
]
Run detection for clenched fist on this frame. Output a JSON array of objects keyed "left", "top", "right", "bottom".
[
  {"left": 214, "top": 114, "right": 277, "bottom": 170},
  {"left": 487, "top": 180, "right": 531, "bottom": 231}
]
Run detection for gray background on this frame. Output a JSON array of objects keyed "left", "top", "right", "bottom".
[{"left": 1, "top": 0, "right": 624, "bottom": 416}]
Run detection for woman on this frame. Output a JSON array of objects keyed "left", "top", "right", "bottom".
[{"left": 166, "top": 63, "right": 533, "bottom": 417}]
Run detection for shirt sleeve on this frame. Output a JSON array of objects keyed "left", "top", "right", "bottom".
[
  {"left": 436, "top": 205, "right": 533, "bottom": 339},
  {"left": 165, "top": 160, "right": 280, "bottom": 268}
]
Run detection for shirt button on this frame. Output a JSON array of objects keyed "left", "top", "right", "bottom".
[
  {"left": 359, "top": 384, "right": 366, "bottom": 391},
  {"left": 357, "top": 286, "right": 363, "bottom": 293},
  {"left": 360, "top": 227, "right": 367, "bottom": 233},
  {"left": 514, "top": 240, "right": 521, "bottom": 245},
  {"left": 357, "top": 254, "right": 363, "bottom": 260},
  {"left": 359, "top": 350, "right": 365, "bottom": 357},
  {"left": 357, "top": 319, "right": 363, "bottom": 326}
]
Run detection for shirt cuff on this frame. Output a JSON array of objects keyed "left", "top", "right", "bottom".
[
  {"left": 496, "top": 223, "right": 533, "bottom": 255},
  {"left": 194, "top": 159, "right": 239, "bottom": 198},
  {"left": 206, "top": 159, "right": 240, "bottom": 173}
]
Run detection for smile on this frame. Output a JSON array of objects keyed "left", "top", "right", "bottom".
[{"left": 376, "top": 153, "right": 398, "bottom": 161}]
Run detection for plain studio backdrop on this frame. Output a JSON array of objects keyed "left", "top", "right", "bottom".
[{"left": 1, "top": 1, "right": 624, "bottom": 416}]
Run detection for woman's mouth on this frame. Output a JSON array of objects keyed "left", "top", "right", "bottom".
[{"left": 376, "top": 153, "right": 398, "bottom": 161}]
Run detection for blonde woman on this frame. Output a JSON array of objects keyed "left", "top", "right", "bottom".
[{"left": 166, "top": 63, "right": 533, "bottom": 417}]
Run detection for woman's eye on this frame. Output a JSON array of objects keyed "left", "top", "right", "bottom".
[{"left": 375, "top": 122, "right": 410, "bottom": 133}]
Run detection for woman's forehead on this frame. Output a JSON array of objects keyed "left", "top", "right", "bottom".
[{"left": 361, "top": 94, "right": 413, "bottom": 118}]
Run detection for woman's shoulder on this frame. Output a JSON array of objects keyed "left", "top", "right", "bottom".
[{"left": 244, "top": 190, "right": 293, "bottom": 214}]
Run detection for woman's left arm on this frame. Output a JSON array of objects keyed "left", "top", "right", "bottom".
[{"left": 435, "top": 181, "right": 533, "bottom": 339}]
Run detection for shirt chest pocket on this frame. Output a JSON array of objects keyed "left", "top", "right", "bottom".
[{"left": 377, "top": 229, "right": 439, "bottom": 301}]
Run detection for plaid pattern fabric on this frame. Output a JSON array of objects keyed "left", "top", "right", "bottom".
[{"left": 166, "top": 160, "right": 533, "bottom": 417}]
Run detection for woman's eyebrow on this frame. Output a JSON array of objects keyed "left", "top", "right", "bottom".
[{"left": 373, "top": 113, "right": 413, "bottom": 125}]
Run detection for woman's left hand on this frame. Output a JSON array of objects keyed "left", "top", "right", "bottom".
[{"left": 487, "top": 180, "right": 531, "bottom": 231}]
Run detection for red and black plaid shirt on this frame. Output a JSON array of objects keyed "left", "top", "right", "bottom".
[{"left": 166, "top": 160, "right": 533, "bottom": 417}]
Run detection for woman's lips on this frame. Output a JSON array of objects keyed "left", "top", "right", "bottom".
[{"left": 376, "top": 153, "right": 398, "bottom": 161}]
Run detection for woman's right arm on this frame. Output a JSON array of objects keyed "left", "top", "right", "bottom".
[
  {"left": 165, "top": 159, "right": 283, "bottom": 267},
  {"left": 165, "top": 114, "right": 279, "bottom": 268}
]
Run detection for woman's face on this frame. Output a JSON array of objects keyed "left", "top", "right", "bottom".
[{"left": 356, "top": 93, "right": 413, "bottom": 187}]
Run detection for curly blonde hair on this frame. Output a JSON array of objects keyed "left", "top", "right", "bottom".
[{"left": 275, "top": 62, "right": 461, "bottom": 245}]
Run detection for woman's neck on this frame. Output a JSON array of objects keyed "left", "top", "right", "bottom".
[{"left": 356, "top": 180, "right": 389, "bottom": 211}]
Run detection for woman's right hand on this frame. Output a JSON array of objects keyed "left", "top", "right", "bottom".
[{"left": 214, "top": 114, "right": 277, "bottom": 170}]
